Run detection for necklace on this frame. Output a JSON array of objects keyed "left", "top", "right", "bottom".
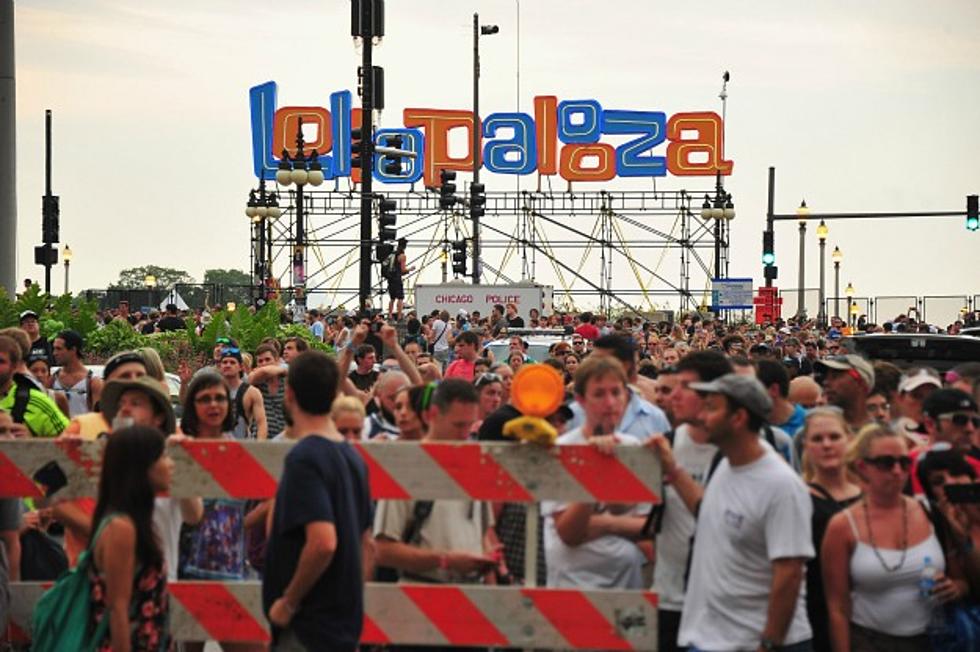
[{"left": 863, "top": 497, "right": 908, "bottom": 572}]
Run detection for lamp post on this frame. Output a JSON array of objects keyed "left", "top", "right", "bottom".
[
  {"left": 145, "top": 273, "right": 157, "bottom": 309},
  {"left": 701, "top": 184, "right": 736, "bottom": 280},
  {"left": 62, "top": 244, "right": 72, "bottom": 295},
  {"left": 796, "top": 199, "right": 808, "bottom": 320},
  {"left": 832, "top": 246, "right": 842, "bottom": 320},
  {"left": 472, "top": 14, "right": 498, "bottom": 285},
  {"left": 276, "top": 118, "right": 324, "bottom": 321},
  {"left": 246, "top": 178, "right": 281, "bottom": 303},
  {"left": 816, "top": 220, "right": 828, "bottom": 328},
  {"left": 845, "top": 282, "right": 855, "bottom": 327}
]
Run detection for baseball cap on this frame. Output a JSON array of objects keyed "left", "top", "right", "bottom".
[
  {"left": 100, "top": 375, "right": 177, "bottom": 434},
  {"left": 814, "top": 354, "right": 875, "bottom": 389},
  {"left": 19, "top": 310, "right": 38, "bottom": 322},
  {"left": 898, "top": 368, "right": 942, "bottom": 394},
  {"left": 689, "top": 373, "right": 774, "bottom": 421},
  {"left": 923, "top": 389, "right": 978, "bottom": 419},
  {"left": 219, "top": 347, "right": 243, "bottom": 363}
]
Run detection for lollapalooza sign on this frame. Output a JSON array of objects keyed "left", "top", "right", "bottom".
[{"left": 249, "top": 81, "right": 733, "bottom": 187}]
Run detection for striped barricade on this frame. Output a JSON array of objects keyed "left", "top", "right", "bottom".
[
  {"left": 1, "top": 439, "right": 662, "bottom": 649},
  {"left": 8, "top": 582, "right": 659, "bottom": 649},
  {"left": 0, "top": 439, "right": 662, "bottom": 502}
]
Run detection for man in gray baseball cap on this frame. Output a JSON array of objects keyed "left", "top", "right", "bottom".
[
  {"left": 666, "top": 372, "right": 815, "bottom": 651},
  {"left": 814, "top": 354, "right": 875, "bottom": 431}
]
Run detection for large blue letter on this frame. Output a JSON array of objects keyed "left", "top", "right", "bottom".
[
  {"left": 373, "top": 128, "right": 424, "bottom": 184},
  {"left": 602, "top": 110, "right": 667, "bottom": 177},
  {"left": 249, "top": 81, "right": 278, "bottom": 180},
  {"left": 331, "top": 90, "right": 353, "bottom": 178},
  {"left": 482, "top": 112, "right": 537, "bottom": 175},
  {"left": 557, "top": 99, "right": 602, "bottom": 144}
]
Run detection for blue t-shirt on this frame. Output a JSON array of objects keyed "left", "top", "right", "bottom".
[
  {"left": 262, "top": 436, "right": 373, "bottom": 651},
  {"left": 776, "top": 403, "right": 807, "bottom": 438}
]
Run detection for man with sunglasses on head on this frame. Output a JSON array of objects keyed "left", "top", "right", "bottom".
[
  {"left": 908, "top": 388, "right": 980, "bottom": 495},
  {"left": 218, "top": 347, "right": 268, "bottom": 440}
]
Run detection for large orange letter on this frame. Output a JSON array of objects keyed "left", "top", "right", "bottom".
[
  {"left": 404, "top": 109, "right": 479, "bottom": 186},
  {"left": 535, "top": 96, "right": 558, "bottom": 176},
  {"left": 666, "top": 112, "right": 733, "bottom": 176},
  {"left": 272, "top": 107, "right": 332, "bottom": 158},
  {"left": 559, "top": 143, "right": 616, "bottom": 182}
]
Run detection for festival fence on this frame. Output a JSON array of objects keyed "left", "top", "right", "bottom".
[{"left": 2, "top": 439, "right": 662, "bottom": 650}]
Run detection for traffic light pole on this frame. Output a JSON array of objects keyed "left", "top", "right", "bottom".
[
  {"left": 357, "top": 1, "right": 375, "bottom": 311},
  {"left": 763, "top": 165, "right": 968, "bottom": 288},
  {"left": 40, "top": 109, "right": 58, "bottom": 294}
]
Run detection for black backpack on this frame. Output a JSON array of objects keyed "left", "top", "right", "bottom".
[
  {"left": 233, "top": 381, "right": 251, "bottom": 432},
  {"left": 11, "top": 375, "right": 36, "bottom": 429}
]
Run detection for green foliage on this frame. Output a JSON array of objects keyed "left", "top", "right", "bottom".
[
  {"left": 86, "top": 319, "right": 149, "bottom": 357},
  {"left": 111, "top": 266, "right": 195, "bottom": 290},
  {"left": 0, "top": 284, "right": 101, "bottom": 339},
  {"left": 277, "top": 323, "right": 334, "bottom": 354}
]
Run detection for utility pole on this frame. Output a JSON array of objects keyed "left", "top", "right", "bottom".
[
  {"left": 353, "top": 0, "right": 381, "bottom": 311},
  {"left": 472, "top": 13, "right": 480, "bottom": 285},
  {"left": 0, "top": 0, "right": 15, "bottom": 296}
]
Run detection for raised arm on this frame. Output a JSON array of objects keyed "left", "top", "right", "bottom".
[{"left": 380, "top": 325, "right": 422, "bottom": 386}]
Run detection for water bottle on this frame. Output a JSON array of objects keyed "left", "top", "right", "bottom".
[{"left": 919, "top": 556, "right": 937, "bottom": 599}]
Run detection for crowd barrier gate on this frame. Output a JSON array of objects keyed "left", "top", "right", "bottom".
[{"left": 1, "top": 439, "right": 662, "bottom": 650}]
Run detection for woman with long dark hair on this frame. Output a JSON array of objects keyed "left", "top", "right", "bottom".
[
  {"left": 89, "top": 425, "right": 172, "bottom": 651},
  {"left": 178, "top": 372, "right": 262, "bottom": 652}
]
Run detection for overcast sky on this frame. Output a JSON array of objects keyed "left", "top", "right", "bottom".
[{"left": 12, "top": 0, "right": 980, "bottom": 317}]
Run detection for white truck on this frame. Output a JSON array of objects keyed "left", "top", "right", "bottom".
[{"left": 414, "top": 282, "right": 553, "bottom": 320}]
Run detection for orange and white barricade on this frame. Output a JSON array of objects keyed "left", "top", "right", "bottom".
[{"left": 2, "top": 439, "right": 662, "bottom": 650}]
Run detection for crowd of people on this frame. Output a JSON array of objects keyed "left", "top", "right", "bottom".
[{"left": 1, "top": 300, "right": 980, "bottom": 652}]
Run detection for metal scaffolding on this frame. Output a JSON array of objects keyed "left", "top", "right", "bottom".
[{"left": 252, "top": 187, "right": 727, "bottom": 315}]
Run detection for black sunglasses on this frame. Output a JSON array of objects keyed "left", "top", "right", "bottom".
[
  {"left": 940, "top": 414, "right": 980, "bottom": 429},
  {"left": 864, "top": 455, "right": 912, "bottom": 471}
]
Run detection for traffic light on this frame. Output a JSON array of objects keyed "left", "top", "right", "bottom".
[
  {"left": 351, "top": 127, "right": 364, "bottom": 169},
  {"left": 470, "top": 182, "right": 486, "bottom": 219},
  {"left": 968, "top": 194, "right": 979, "bottom": 232},
  {"left": 762, "top": 230, "right": 775, "bottom": 266},
  {"left": 451, "top": 239, "right": 467, "bottom": 276},
  {"left": 380, "top": 134, "right": 404, "bottom": 175},
  {"left": 439, "top": 170, "right": 457, "bottom": 210},
  {"left": 42, "top": 195, "right": 60, "bottom": 244},
  {"left": 379, "top": 197, "right": 397, "bottom": 241}
]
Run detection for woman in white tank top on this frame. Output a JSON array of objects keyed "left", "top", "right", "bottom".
[{"left": 822, "top": 424, "right": 969, "bottom": 651}]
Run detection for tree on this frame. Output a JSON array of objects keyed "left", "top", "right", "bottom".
[
  {"left": 204, "top": 268, "right": 253, "bottom": 306},
  {"left": 111, "top": 266, "right": 196, "bottom": 290}
]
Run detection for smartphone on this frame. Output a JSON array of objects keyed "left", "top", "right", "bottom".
[
  {"left": 945, "top": 483, "right": 980, "bottom": 504},
  {"left": 32, "top": 461, "right": 68, "bottom": 497}
]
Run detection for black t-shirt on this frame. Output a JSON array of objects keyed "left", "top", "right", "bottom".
[
  {"left": 29, "top": 337, "right": 53, "bottom": 366},
  {"left": 262, "top": 436, "right": 373, "bottom": 651},
  {"left": 507, "top": 316, "right": 525, "bottom": 328},
  {"left": 348, "top": 369, "right": 379, "bottom": 393},
  {"left": 477, "top": 404, "right": 522, "bottom": 442},
  {"left": 157, "top": 315, "right": 185, "bottom": 332}
]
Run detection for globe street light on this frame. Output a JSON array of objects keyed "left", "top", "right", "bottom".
[
  {"left": 816, "top": 220, "right": 828, "bottom": 327},
  {"left": 796, "top": 199, "right": 809, "bottom": 320},
  {"left": 246, "top": 179, "right": 281, "bottom": 303},
  {"left": 145, "top": 273, "right": 157, "bottom": 309},
  {"left": 845, "top": 282, "right": 856, "bottom": 327},
  {"left": 832, "top": 246, "right": 843, "bottom": 319},
  {"left": 62, "top": 244, "right": 72, "bottom": 295}
]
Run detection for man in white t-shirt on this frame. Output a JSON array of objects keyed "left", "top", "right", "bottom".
[
  {"left": 653, "top": 374, "right": 813, "bottom": 652},
  {"left": 429, "top": 310, "right": 451, "bottom": 367},
  {"left": 543, "top": 355, "right": 649, "bottom": 589},
  {"left": 652, "top": 351, "right": 733, "bottom": 652}
]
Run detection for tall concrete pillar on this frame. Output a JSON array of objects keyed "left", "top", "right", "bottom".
[{"left": 0, "top": 0, "right": 17, "bottom": 296}]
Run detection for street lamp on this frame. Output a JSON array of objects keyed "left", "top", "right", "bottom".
[
  {"left": 796, "top": 199, "right": 808, "bottom": 320},
  {"left": 472, "top": 13, "right": 499, "bottom": 284},
  {"left": 276, "top": 117, "right": 324, "bottom": 321},
  {"left": 62, "top": 244, "right": 72, "bottom": 295},
  {"left": 845, "top": 282, "right": 855, "bottom": 327},
  {"left": 246, "top": 178, "right": 281, "bottom": 303},
  {"left": 145, "top": 273, "right": 157, "bottom": 308},
  {"left": 832, "top": 246, "right": 843, "bottom": 320},
  {"left": 701, "top": 188, "right": 736, "bottom": 279},
  {"left": 816, "top": 220, "right": 828, "bottom": 327}
]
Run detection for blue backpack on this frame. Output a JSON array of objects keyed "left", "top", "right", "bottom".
[{"left": 31, "top": 513, "right": 120, "bottom": 651}]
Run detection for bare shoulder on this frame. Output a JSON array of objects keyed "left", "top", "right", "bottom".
[{"left": 98, "top": 514, "right": 136, "bottom": 548}]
